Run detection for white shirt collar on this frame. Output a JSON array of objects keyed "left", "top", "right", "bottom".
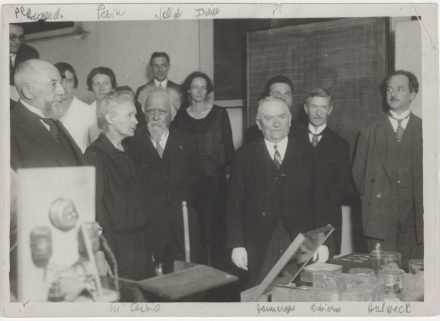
[
  {"left": 264, "top": 136, "right": 288, "bottom": 161},
  {"left": 308, "top": 123, "right": 327, "bottom": 134},
  {"left": 20, "top": 99, "right": 45, "bottom": 118},
  {"left": 388, "top": 110, "right": 411, "bottom": 131},
  {"left": 154, "top": 79, "right": 168, "bottom": 88},
  {"left": 149, "top": 129, "right": 170, "bottom": 150},
  {"left": 389, "top": 109, "right": 411, "bottom": 120}
]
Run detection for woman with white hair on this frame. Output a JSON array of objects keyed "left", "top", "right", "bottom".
[{"left": 84, "top": 88, "right": 154, "bottom": 300}]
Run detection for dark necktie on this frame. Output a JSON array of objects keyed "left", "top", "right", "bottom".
[
  {"left": 155, "top": 139, "right": 164, "bottom": 158},
  {"left": 310, "top": 133, "right": 320, "bottom": 147},
  {"left": 389, "top": 114, "right": 409, "bottom": 143},
  {"left": 41, "top": 118, "right": 60, "bottom": 144},
  {"left": 273, "top": 144, "right": 282, "bottom": 169}
]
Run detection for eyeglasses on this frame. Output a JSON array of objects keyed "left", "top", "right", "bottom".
[{"left": 10, "top": 34, "right": 25, "bottom": 42}]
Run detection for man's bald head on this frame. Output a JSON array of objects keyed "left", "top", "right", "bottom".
[{"left": 14, "top": 59, "right": 65, "bottom": 119}]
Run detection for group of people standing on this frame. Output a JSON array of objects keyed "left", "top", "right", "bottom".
[{"left": 10, "top": 22, "right": 423, "bottom": 302}]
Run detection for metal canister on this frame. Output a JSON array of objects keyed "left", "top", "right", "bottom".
[{"left": 30, "top": 226, "right": 52, "bottom": 268}]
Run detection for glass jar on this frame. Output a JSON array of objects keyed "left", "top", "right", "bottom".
[
  {"left": 369, "top": 243, "right": 385, "bottom": 275},
  {"left": 380, "top": 269, "right": 404, "bottom": 301},
  {"left": 383, "top": 251, "right": 401, "bottom": 270}
]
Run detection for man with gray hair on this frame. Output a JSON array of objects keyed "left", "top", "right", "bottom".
[
  {"left": 226, "top": 96, "right": 315, "bottom": 286},
  {"left": 127, "top": 87, "right": 202, "bottom": 274},
  {"left": 11, "top": 59, "right": 83, "bottom": 170}
]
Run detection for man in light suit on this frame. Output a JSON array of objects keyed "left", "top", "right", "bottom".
[
  {"left": 11, "top": 59, "right": 83, "bottom": 170},
  {"left": 135, "top": 52, "right": 183, "bottom": 124},
  {"left": 226, "top": 96, "right": 315, "bottom": 286},
  {"left": 352, "top": 70, "right": 423, "bottom": 268},
  {"left": 303, "top": 88, "right": 350, "bottom": 256},
  {"left": 127, "top": 87, "right": 202, "bottom": 274}
]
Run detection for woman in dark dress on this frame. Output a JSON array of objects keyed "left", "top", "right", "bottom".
[
  {"left": 173, "top": 72, "right": 235, "bottom": 269},
  {"left": 84, "top": 88, "right": 154, "bottom": 301}
]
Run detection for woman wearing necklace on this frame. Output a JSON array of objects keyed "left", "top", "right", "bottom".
[
  {"left": 173, "top": 72, "right": 235, "bottom": 271},
  {"left": 84, "top": 88, "right": 154, "bottom": 301}
]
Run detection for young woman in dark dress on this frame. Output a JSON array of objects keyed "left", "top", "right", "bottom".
[
  {"left": 173, "top": 72, "right": 235, "bottom": 270},
  {"left": 84, "top": 88, "right": 154, "bottom": 301}
]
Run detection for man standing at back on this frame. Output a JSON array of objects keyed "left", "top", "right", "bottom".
[
  {"left": 352, "top": 70, "right": 423, "bottom": 268},
  {"left": 245, "top": 75, "right": 305, "bottom": 144},
  {"left": 9, "top": 24, "right": 39, "bottom": 86},
  {"left": 11, "top": 59, "right": 83, "bottom": 170},
  {"left": 303, "top": 88, "right": 350, "bottom": 256},
  {"left": 136, "top": 52, "right": 182, "bottom": 123}
]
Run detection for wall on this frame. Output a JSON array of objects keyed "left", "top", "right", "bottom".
[
  {"left": 28, "top": 21, "right": 203, "bottom": 104},
  {"left": 395, "top": 20, "right": 422, "bottom": 117}
]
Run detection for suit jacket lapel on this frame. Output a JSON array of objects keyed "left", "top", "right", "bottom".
[
  {"left": 15, "top": 103, "right": 65, "bottom": 165},
  {"left": 374, "top": 115, "right": 393, "bottom": 179},
  {"left": 166, "top": 128, "right": 179, "bottom": 198}
]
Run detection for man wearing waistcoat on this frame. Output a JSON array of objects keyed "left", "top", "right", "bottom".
[
  {"left": 352, "top": 70, "right": 423, "bottom": 269},
  {"left": 226, "top": 96, "right": 315, "bottom": 286}
]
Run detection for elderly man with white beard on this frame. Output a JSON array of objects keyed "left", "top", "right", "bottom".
[
  {"left": 126, "top": 87, "right": 203, "bottom": 274},
  {"left": 11, "top": 59, "right": 83, "bottom": 170}
]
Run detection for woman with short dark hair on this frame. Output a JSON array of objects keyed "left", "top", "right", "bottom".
[{"left": 173, "top": 71, "right": 235, "bottom": 271}]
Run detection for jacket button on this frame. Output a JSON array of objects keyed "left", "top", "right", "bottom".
[
  {"left": 261, "top": 211, "right": 269, "bottom": 218},
  {"left": 376, "top": 193, "right": 383, "bottom": 199}
]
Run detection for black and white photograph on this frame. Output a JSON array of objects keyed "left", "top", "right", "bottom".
[{"left": 1, "top": 2, "right": 438, "bottom": 318}]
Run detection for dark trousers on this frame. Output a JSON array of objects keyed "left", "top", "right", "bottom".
[{"left": 367, "top": 199, "right": 423, "bottom": 271}]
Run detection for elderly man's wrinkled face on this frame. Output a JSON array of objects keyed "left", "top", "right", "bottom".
[
  {"left": 257, "top": 99, "right": 291, "bottom": 143},
  {"left": 30, "top": 63, "right": 65, "bottom": 119},
  {"left": 144, "top": 93, "right": 173, "bottom": 140},
  {"left": 304, "top": 96, "right": 333, "bottom": 128},
  {"left": 10, "top": 24, "right": 24, "bottom": 54}
]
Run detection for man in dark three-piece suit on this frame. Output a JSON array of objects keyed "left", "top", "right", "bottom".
[
  {"left": 11, "top": 59, "right": 83, "bottom": 170},
  {"left": 127, "top": 87, "right": 202, "bottom": 274},
  {"left": 226, "top": 97, "right": 316, "bottom": 286},
  {"left": 135, "top": 51, "right": 183, "bottom": 125},
  {"left": 9, "top": 24, "right": 40, "bottom": 85},
  {"left": 353, "top": 70, "right": 423, "bottom": 268},
  {"left": 302, "top": 88, "right": 350, "bottom": 256}
]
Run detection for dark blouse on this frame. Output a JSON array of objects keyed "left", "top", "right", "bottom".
[
  {"left": 173, "top": 105, "right": 235, "bottom": 177},
  {"left": 84, "top": 134, "right": 147, "bottom": 234}
]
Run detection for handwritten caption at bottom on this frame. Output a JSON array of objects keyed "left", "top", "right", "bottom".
[
  {"left": 257, "top": 303, "right": 295, "bottom": 314},
  {"left": 107, "top": 303, "right": 160, "bottom": 314}
]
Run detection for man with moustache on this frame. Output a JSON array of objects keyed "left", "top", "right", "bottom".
[
  {"left": 245, "top": 76, "right": 306, "bottom": 143},
  {"left": 353, "top": 70, "right": 423, "bottom": 268},
  {"left": 303, "top": 88, "right": 350, "bottom": 257},
  {"left": 127, "top": 87, "right": 202, "bottom": 274},
  {"left": 226, "top": 97, "right": 316, "bottom": 286},
  {"left": 11, "top": 59, "right": 83, "bottom": 170}
]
